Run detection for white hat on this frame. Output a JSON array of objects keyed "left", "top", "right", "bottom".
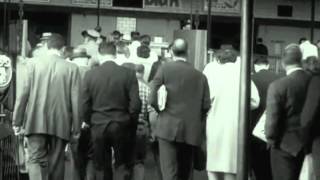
[
  {"left": 82, "top": 29, "right": 100, "bottom": 38},
  {"left": 122, "top": 34, "right": 131, "bottom": 42},
  {"left": 40, "top": 32, "right": 52, "bottom": 40}
]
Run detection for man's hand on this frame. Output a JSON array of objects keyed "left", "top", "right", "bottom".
[
  {"left": 13, "top": 126, "right": 22, "bottom": 136},
  {"left": 81, "top": 122, "right": 90, "bottom": 129},
  {"left": 70, "top": 132, "right": 80, "bottom": 144}
]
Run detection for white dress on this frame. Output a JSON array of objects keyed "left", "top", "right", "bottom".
[{"left": 203, "top": 61, "right": 259, "bottom": 174}]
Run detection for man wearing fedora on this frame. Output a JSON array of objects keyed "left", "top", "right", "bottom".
[{"left": 13, "top": 33, "right": 81, "bottom": 180}]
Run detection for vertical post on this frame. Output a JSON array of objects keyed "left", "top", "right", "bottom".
[
  {"left": 237, "top": 0, "right": 253, "bottom": 180},
  {"left": 207, "top": 0, "right": 212, "bottom": 49},
  {"left": 2, "top": 0, "right": 8, "bottom": 50},
  {"left": 310, "top": 0, "right": 315, "bottom": 42},
  {"left": 190, "top": 0, "right": 193, "bottom": 29},
  {"left": 97, "top": 0, "right": 101, "bottom": 27}
]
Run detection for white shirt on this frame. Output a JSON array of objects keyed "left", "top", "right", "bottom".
[{"left": 286, "top": 67, "right": 303, "bottom": 76}]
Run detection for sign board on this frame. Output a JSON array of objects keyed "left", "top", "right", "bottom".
[
  {"left": 23, "top": 0, "right": 50, "bottom": 2},
  {"left": 204, "top": 0, "right": 241, "bottom": 13},
  {"left": 144, "top": 0, "right": 183, "bottom": 10},
  {"left": 72, "top": 0, "right": 112, "bottom": 7}
]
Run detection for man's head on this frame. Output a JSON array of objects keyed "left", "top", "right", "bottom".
[
  {"left": 140, "top": 35, "right": 152, "bottom": 46},
  {"left": 99, "top": 41, "right": 116, "bottom": 57},
  {"left": 135, "top": 64, "right": 145, "bottom": 80},
  {"left": 299, "top": 37, "right": 307, "bottom": 44},
  {"left": 171, "top": 38, "right": 188, "bottom": 58},
  {"left": 216, "top": 48, "right": 237, "bottom": 64},
  {"left": 82, "top": 29, "right": 100, "bottom": 43},
  {"left": 112, "top": 30, "right": 123, "bottom": 42},
  {"left": 282, "top": 44, "right": 302, "bottom": 69},
  {"left": 131, "top": 31, "right": 140, "bottom": 41},
  {"left": 116, "top": 41, "right": 130, "bottom": 58},
  {"left": 46, "top": 33, "right": 65, "bottom": 51},
  {"left": 253, "top": 54, "right": 269, "bottom": 72}
]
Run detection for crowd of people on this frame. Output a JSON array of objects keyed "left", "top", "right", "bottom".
[{"left": 0, "top": 27, "right": 318, "bottom": 180}]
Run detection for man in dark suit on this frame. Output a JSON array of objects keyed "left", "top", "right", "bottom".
[
  {"left": 265, "top": 44, "right": 311, "bottom": 180},
  {"left": 301, "top": 75, "right": 320, "bottom": 180},
  {"left": 13, "top": 33, "right": 81, "bottom": 180},
  {"left": 149, "top": 39, "right": 211, "bottom": 180},
  {"left": 251, "top": 53, "right": 280, "bottom": 180},
  {"left": 81, "top": 42, "right": 141, "bottom": 180}
]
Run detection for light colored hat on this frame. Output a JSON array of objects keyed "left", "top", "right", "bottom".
[
  {"left": 122, "top": 34, "right": 131, "bottom": 42},
  {"left": 40, "top": 32, "right": 52, "bottom": 40},
  {"left": 82, "top": 29, "right": 101, "bottom": 38}
]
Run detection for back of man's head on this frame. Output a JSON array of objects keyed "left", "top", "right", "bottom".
[
  {"left": 131, "top": 31, "right": 140, "bottom": 41},
  {"left": 254, "top": 54, "right": 269, "bottom": 65},
  {"left": 47, "top": 33, "right": 65, "bottom": 50},
  {"left": 99, "top": 41, "right": 116, "bottom": 56},
  {"left": 172, "top": 39, "right": 188, "bottom": 57},
  {"left": 283, "top": 44, "right": 302, "bottom": 66}
]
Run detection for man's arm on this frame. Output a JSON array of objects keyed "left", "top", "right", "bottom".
[
  {"left": 13, "top": 62, "right": 32, "bottom": 127},
  {"left": 265, "top": 82, "right": 282, "bottom": 147},
  {"left": 149, "top": 65, "right": 165, "bottom": 112},
  {"left": 250, "top": 81, "right": 260, "bottom": 110},
  {"left": 202, "top": 76, "right": 211, "bottom": 121},
  {"left": 80, "top": 72, "right": 92, "bottom": 126},
  {"left": 71, "top": 67, "right": 81, "bottom": 134},
  {"left": 128, "top": 70, "right": 142, "bottom": 123},
  {"left": 301, "top": 77, "right": 320, "bottom": 133}
]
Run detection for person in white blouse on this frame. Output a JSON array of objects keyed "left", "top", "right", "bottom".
[{"left": 203, "top": 48, "right": 260, "bottom": 180}]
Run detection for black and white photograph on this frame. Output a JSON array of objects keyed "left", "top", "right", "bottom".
[{"left": 0, "top": 0, "right": 319, "bottom": 180}]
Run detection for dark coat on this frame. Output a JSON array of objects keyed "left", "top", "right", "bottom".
[
  {"left": 13, "top": 54, "right": 81, "bottom": 141},
  {"left": 251, "top": 70, "right": 281, "bottom": 131},
  {"left": 301, "top": 75, "right": 320, "bottom": 144},
  {"left": 81, "top": 61, "right": 141, "bottom": 127},
  {"left": 149, "top": 60, "right": 211, "bottom": 146},
  {"left": 265, "top": 70, "right": 311, "bottom": 156}
]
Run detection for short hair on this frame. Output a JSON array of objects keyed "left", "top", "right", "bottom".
[
  {"left": 137, "top": 45, "right": 151, "bottom": 59},
  {"left": 47, "top": 33, "right": 65, "bottom": 50},
  {"left": 303, "top": 56, "right": 320, "bottom": 74},
  {"left": 135, "top": 64, "right": 145, "bottom": 74},
  {"left": 63, "top": 46, "right": 74, "bottom": 59},
  {"left": 140, "top": 35, "right": 151, "bottom": 46},
  {"left": 172, "top": 39, "right": 188, "bottom": 57},
  {"left": 283, "top": 44, "right": 302, "bottom": 65},
  {"left": 254, "top": 54, "right": 269, "bottom": 65},
  {"left": 131, "top": 31, "right": 140, "bottom": 41},
  {"left": 299, "top": 37, "right": 307, "bottom": 44},
  {"left": 116, "top": 41, "right": 128, "bottom": 55},
  {"left": 99, "top": 41, "right": 116, "bottom": 56},
  {"left": 216, "top": 48, "right": 237, "bottom": 64}
]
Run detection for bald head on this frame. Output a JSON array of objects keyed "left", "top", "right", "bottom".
[
  {"left": 172, "top": 38, "right": 188, "bottom": 57},
  {"left": 282, "top": 43, "right": 302, "bottom": 66}
]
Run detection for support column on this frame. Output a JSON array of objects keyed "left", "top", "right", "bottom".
[{"left": 237, "top": 0, "right": 254, "bottom": 180}]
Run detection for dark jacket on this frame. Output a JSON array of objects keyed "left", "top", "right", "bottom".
[
  {"left": 301, "top": 75, "right": 320, "bottom": 144},
  {"left": 13, "top": 54, "right": 81, "bottom": 141},
  {"left": 81, "top": 61, "right": 141, "bottom": 127},
  {"left": 149, "top": 60, "right": 211, "bottom": 146},
  {"left": 251, "top": 69, "right": 281, "bottom": 131},
  {"left": 265, "top": 70, "right": 311, "bottom": 156}
]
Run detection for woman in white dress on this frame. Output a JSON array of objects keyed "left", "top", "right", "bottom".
[{"left": 203, "top": 48, "right": 260, "bottom": 180}]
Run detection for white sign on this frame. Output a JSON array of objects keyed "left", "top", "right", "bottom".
[
  {"left": 204, "top": 0, "right": 241, "bottom": 13},
  {"left": 72, "top": 0, "right": 112, "bottom": 7}
]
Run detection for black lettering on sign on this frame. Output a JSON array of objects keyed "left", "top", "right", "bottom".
[{"left": 145, "top": 0, "right": 180, "bottom": 7}]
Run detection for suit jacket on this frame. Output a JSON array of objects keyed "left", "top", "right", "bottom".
[
  {"left": 251, "top": 70, "right": 280, "bottom": 131},
  {"left": 81, "top": 61, "right": 141, "bottom": 127},
  {"left": 149, "top": 60, "right": 211, "bottom": 146},
  {"left": 265, "top": 70, "right": 311, "bottom": 156},
  {"left": 13, "top": 54, "right": 81, "bottom": 141},
  {"left": 301, "top": 75, "right": 320, "bottom": 144}
]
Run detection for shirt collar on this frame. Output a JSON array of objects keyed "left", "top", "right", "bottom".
[
  {"left": 173, "top": 57, "right": 187, "bottom": 62},
  {"left": 286, "top": 67, "right": 303, "bottom": 75},
  {"left": 47, "top": 49, "right": 61, "bottom": 57}
]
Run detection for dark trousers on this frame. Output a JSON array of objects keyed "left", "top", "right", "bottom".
[
  {"left": 88, "top": 122, "right": 133, "bottom": 180},
  {"left": 26, "top": 134, "right": 67, "bottom": 180},
  {"left": 251, "top": 139, "right": 272, "bottom": 180},
  {"left": 158, "top": 138, "right": 195, "bottom": 180},
  {"left": 312, "top": 137, "right": 320, "bottom": 180},
  {"left": 270, "top": 148, "right": 304, "bottom": 180}
]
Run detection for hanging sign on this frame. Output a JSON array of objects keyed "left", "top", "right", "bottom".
[
  {"left": 204, "top": 0, "right": 241, "bottom": 13},
  {"left": 144, "top": 0, "right": 183, "bottom": 10},
  {"left": 72, "top": 0, "right": 112, "bottom": 7}
]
